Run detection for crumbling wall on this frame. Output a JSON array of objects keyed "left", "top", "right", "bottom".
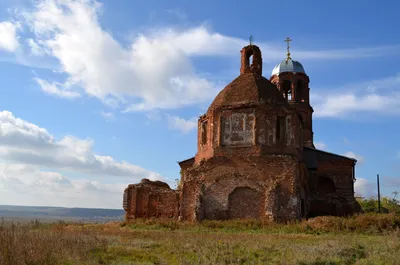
[
  {"left": 180, "top": 155, "right": 302, "bottom": 221},
  {"left": 195, "top": 103, "right": 302, "bottom": 164},
  {"left": 179, "top": 178, "right": 200, "bottom": 221},
  {"left": 202, "top": 174, "right": 264, "bottom": 220},
  {"left": 123, "top": 179, "right": 179, "bottom": 221}
]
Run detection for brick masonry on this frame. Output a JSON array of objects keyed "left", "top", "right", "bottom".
[
  {"left": 123, "top": 44, "right": 362, "bottom": 221},
  {"left": 123, "top": 179, "right": 179, "bottom": 219}
]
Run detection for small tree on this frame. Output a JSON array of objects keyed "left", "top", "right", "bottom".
[
  {"left": 174, "top": 177, "right": 183, "bottom": 190},
  {"left": 357, "top": 197, "right": 378, "bottom": 213},
  {"left": 357, "top": 191, "right": 400, "bottom": 214},
  {"left": 382, "top": 192, "right": 400, "bottom": 214}
]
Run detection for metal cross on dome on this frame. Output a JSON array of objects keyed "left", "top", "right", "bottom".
[
  {"left": 249, "top": 35, "right": 253, "bottom": 45},
  {"left": 284, "top": 37, "right": 292, "bottom": 59}
]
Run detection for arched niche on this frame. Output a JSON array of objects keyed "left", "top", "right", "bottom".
[
  {"left": 317, "top": 177, "right": 336, "bottom": 195},
  {"left": 228, "top": 186, "right": 262, "bottom": 219},
  {"left": 200, "top": 120, "right": 208, "bottom": 146}
]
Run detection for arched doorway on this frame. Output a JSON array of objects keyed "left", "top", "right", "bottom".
[
  {"left": 308, "top": 177, "right": 338, "bottom": 217},
  {"left": 228, "top": 187, "right": 262, "bottom": 219}
]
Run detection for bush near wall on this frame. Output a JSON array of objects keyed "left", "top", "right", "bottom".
[{"left": 357, "top": 193, "right": 400, "bottom": 214}]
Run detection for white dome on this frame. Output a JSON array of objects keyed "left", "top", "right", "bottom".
[{"left": 271, "top": 58, "right": 306, "bottom": 76}]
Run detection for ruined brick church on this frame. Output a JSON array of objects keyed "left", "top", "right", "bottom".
[{"left": 123, "top": 40, "right": 362, "bottom": 221}]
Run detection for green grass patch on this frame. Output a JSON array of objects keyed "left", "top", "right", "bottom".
[{"left": 1, "top": 214, "right": 400, "bottom": 264}]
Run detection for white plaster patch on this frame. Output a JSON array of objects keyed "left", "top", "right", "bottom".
[
  {"left": 289, "top": 196, "right": 298, "bottom": 207},
  {"left": 221, "top": 111, "right": 255, "bottom": 146}
]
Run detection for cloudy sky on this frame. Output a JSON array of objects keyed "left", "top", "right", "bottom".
[{"left": 0, "top": 0, "right": 399, "bottom": 209}]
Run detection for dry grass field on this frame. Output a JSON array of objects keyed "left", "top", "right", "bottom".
[{"left": 1, "top": 213, "right": 400, "bottom": 265}]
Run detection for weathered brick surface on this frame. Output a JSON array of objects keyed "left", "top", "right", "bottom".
[
  {"left": 308, "top": 157, "right": 362, "bottom": 216},
  {"left": 270, "top": 71, "right": 314, "bottom": 147},
  {"left": 180, "top": 155, "right": 302, "bottom": 221},
  {"left": 123, "top": 179, "right": 179, "bottom": 220},
  {"left": 123, "top": 43, "right": 361, "bottom": 222}
]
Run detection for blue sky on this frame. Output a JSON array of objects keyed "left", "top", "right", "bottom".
[{"left": 0, "top": 0, "right": 399, "bottom": 208}]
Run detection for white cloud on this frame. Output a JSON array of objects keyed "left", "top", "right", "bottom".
[
  {"left": 167, "top": 115, "right": 197, "bottom": 133},
  {"left": 343, "top": 151, "right": 364, "bottom": 164},
  {"left": 35, "top": 78, "right": 81, "bottom": 99},
  {"left": 27, "top": 38, "right": 45, "bottom": 56},
  {"left": 0, "top": 21, "right": 19, "bottom": 52},
  {"left": 354, "top": 177, "right": 375, "bottom": 198},
  {"left": 0, "top": 109, "right": 166, "bottom": 208},
  {"left": 382, "top": 176, "right": 400, "bottom": 190},
  {"left": 313, "top": 74, "right": 400, "bottom": 118},
  {"left": 0, "top": 110, "right": 162, "bottom": 180},
  {"left": 0, "top": 163, "right": 126, "bottom": 208},
  {"left": 292, "top": 45, "right": 400, "bottom": 61},
  {"left": 314, "top": 141, "right": 327, "bottom": 150},
  {"left": 355, "top": 176, "right": 400, "bottom": 200},
  {"left": 100, "top": 111, "right": 114, "bottom": 121},
  {"left": 20, "top": 0, "right": 221, "bottom": 110},
  {"left": 6, "top": 0, "right": 398, "bottom": 113},
  {"left": 145, "top": 110, "right": 162, "bottom": 121}
]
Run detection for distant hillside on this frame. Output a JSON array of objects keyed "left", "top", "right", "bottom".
[{"left": 0, "top": 205, "right": 124, "bottom": 221}]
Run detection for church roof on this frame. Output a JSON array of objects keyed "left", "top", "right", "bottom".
[
  {"left": 271, "top": 37, "right": 306, "bottom": 77},
  {"left": 303, "top": 147, "right": 357, "bottom": 169},
  {"left": 178, "top": 157, "right": 195, "bottom": 170},
  {"left": 207, "top": 44, "right": 288, "bottom": 111},
  {"left": 208, "top": 72, "right": 286, "bottom": 111},
  {"left": 271, "top": 58, "right": 306, "bottom": 76}
]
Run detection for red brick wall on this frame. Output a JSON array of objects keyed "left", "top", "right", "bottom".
[
  {"left": 308, "top": 159, "right": 362, "bottom": 216},
  {"left": 124, "top": 179, "right": 179, "bottom": 220},
  {"left": 240, "top": 45, "right": 262, "bottom": 76},
  {"left": 180, "top": 155, "right": 302, "bottom": 221},
  {"left": 270, "top": 72, "right": 314, "bottom": 147},
  {"left": 195, "top": 104, "right": 303, "bottom": 165}
]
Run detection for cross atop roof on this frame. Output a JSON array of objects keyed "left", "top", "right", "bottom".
[{"left": 284, "top": 37, "right": 292, "bottom": 60}]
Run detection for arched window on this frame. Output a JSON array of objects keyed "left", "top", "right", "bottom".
[
  {"left": 282, "top": 80, "right": 292, "bottom": 101},
  {"left": 201, "top": 120, "right": 208, "bottom": 145},
  {"left": 244, "top": 49, "right": 254, "bottom": 69},
  {"left": 296, "top": 80, "right": 304, "bottom": 102},
  {"left": 276, "top": 116, "right": 286, "bottom": 142},
  {"left": 249, "top": 54, "right": 253, "bottom": 66}
]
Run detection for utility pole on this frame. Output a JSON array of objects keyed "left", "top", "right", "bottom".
[{"left": 377, "top": 174, "right": 381, "bottom": 213}]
